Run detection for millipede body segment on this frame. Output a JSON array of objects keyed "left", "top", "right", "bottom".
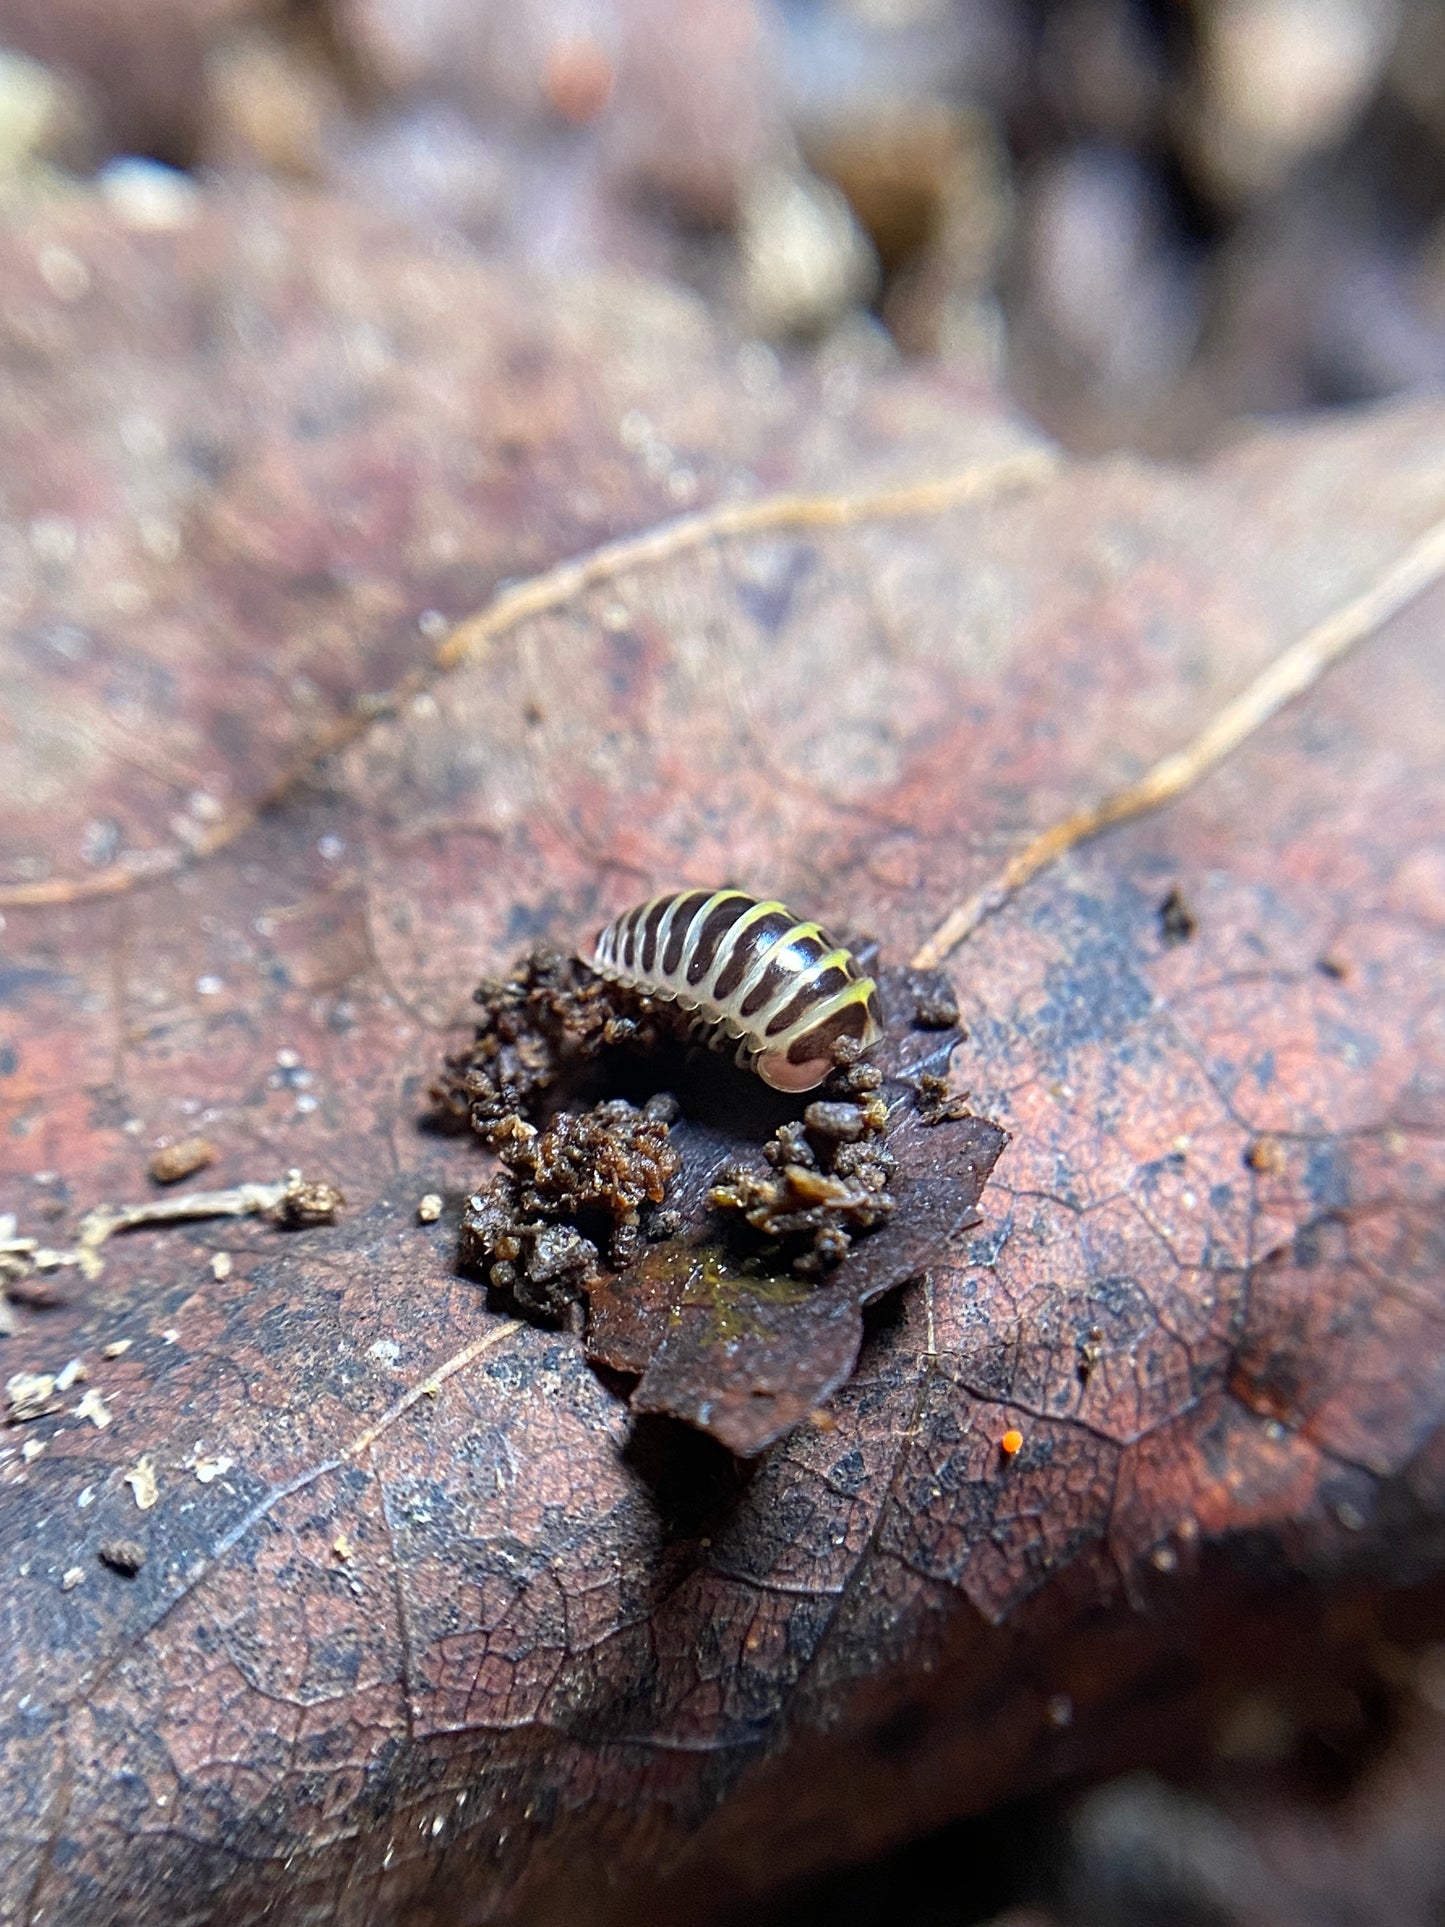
[{"left": 591, "top": 890, "right": 883, "bottom": 1092}]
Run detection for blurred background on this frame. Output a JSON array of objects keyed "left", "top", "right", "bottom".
[
  {"left": 2, "top": 0, "right": 1445, "bottom": 457},
  {"left": 2, "top": 1, "right": 1443, "bottom": 1921}
]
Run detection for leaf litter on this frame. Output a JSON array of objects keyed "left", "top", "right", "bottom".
[{"left": 1, "top": 181, "right": 1444, "bottom": 1927}]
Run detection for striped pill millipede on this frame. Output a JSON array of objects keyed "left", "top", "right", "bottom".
[{"left": 590, "top": 889, "right": 883, "bottom": 1092}]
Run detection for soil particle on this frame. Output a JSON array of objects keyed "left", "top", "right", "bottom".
[
  {"left": 98, "top": 1538, "right": 146, "bottom": 1576},
  {"left": 148, "top": 1136, "right": 219, "bottom": 1184}
]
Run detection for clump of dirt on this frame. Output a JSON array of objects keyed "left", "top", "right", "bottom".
[
  {"left": 914, "top": 1070, "right": 976, "bottom": 1126},
  {"left": 440, "top": 943, "right": 1003, "bottom": 1451},
  {"left": 432, "top": 944, "right": 666, "bottom": 1140},
  {"left": 459, "top": 1096, "right": 683, "bottom": 1319},
  {"left": 98, "top": 1538, "right": 147, "bottom": 1577},
  {"left": 897, "top": 971, "right": 962, "bottom": 1030},
  {"left": 439, "top": 944, "right": 695, "bottom": 1316},
  {"left": 272, "top": 1173, "right": 346, "bottom": 1226},
  {"left": 494, "top": 1098, "right": 681, "bottom": 1228},
  {"left": 442, "top": 944, "right": 964, "bottom": 1318},
  {"left": 431, "top": 945, "right": 604, "bottom": 1134},
  {"left": 147, "top": 1135, "right": 218, "bottom": 1184},
  {"left": 707, "top": 1045, "right": 898, "bottom": 1276}
]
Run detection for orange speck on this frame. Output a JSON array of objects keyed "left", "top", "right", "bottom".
[
  {"left": 1000, "top": 1429, "right": 1024, "bottom": 1458},
  {"left": 543, "top": 38, "right": 614, "bottom": 125}
]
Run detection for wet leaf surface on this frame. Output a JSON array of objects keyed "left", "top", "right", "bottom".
[{"left": 1, "top": 188, "right": 1444, "bottom": 1926}]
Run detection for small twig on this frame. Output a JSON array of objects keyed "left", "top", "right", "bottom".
[
  {"left": 0, "top": 1172, "right": 351, "bottom": 1293},
  {"left": 75, "top": 1170, "right": 344, "bottom": 1258},
  {"left": 913, "top": 510, "right": 1445, "bottom": 969}
]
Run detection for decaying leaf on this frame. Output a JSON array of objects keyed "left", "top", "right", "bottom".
[
  {"left": 574, "top": 966, "right": 1005, "bottom": 1454},
  {"left": 438, "top": 942, "right": 1005, "bottom": 1453},
  {"left": 1, "top": 187, "right": 1444, "bottom": 1927}
]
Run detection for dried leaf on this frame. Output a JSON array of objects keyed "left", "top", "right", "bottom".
[{"left": 1, "top": 188, "right": 1444, "bottom": 1926}]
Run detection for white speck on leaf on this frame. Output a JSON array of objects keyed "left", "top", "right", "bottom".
[
  {"left": 73, "top": 1389, "right": 112, "bottom": 1429},
  {"left": 124, "top": 1457, "right": 158, "bottom": 1510}
]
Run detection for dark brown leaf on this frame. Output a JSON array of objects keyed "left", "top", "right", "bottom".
[
  {"left": 2, "top": 186, "right": 1444, "bottom": 1927},
  {"left": 580, "top": 969, "right": 1007, "bottom": 1454}
]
